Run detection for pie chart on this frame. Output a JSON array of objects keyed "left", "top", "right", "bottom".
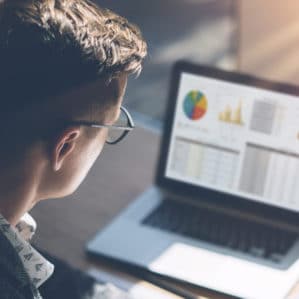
[{"left": 183, "top": 90, "right": 208, "bottom": 120}]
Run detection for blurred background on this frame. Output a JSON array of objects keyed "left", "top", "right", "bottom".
[{"left": 96, "top": 0, "right": 299, "bottom": 128}]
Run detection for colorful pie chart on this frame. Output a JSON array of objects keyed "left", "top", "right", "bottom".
[{"left": 183, "top": 90, "right": 208, "bottom": 120}]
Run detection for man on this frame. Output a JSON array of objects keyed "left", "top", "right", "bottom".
[{"left": 0, "top": 0, "right": 147, "bottom": 298}]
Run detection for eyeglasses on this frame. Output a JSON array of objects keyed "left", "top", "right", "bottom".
[{"left": 68, "top": 106, "right": 135, "bottom": 144}]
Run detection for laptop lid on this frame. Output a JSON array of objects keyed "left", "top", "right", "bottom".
[{"left": 156, "top": 61, "right": 299, "bottom": 224}]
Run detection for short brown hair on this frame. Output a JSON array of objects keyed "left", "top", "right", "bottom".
[
  {"left": 0, "top": 0, "right": 147, "bottom": 116},
  {"left": 0, "top": 0, "right": 147, "bottom": 166}
]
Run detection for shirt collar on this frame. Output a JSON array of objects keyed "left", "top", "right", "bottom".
[
  {"left": 0, "top": 213, "right": 54, "bottom": 288},
  {"left": 16, "top": 212, "right": 37, "bottom": 241}
]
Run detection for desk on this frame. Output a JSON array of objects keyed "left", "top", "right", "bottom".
[{"left": 30, "top": 126, "right": 299, "bottom": 299}]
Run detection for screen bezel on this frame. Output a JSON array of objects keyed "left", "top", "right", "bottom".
[{"left": 156, "top": 60, "right": 299, "bottom": 224}]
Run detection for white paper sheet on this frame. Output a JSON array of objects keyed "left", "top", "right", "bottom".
[{"left": 87, "top": 267, "right": 183, "bottom": 299}]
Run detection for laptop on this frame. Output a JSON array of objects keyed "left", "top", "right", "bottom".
[{"left": 87, "top": 61, "right": 299, "bottom": 299}]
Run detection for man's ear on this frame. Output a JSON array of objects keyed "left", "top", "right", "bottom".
[{"left": 52, "top": 127, "right": 81, "bottom": 172}]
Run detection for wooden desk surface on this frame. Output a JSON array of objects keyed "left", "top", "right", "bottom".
[{"left": 30, "top": 126, "right": 298, "bottom": 299}]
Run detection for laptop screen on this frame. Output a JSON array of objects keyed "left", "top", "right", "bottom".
[{"left": 165, "top": 72, "right": 299, "bottom": 212}]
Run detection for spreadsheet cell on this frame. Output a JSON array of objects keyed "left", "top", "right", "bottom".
[{"left": 170, "top": 138, "right": 239, "bottom": 189}]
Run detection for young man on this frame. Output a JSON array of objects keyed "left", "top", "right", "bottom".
[{"left": 0, "top": 0, "right": 147, "bottom": 298}]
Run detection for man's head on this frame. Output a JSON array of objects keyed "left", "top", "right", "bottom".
[{"left": 0, "top": 0, "right": 147, "bottom": 204}]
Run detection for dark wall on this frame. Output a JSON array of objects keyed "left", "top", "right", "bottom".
[{"left": 95, "top": 0, "right": 238, "bottom": 121}]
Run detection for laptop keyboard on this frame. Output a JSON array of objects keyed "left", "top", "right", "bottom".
[{"left": 142, "top": 200, "right": 299, "bottom": 263}]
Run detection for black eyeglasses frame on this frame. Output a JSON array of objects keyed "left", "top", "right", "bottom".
[{"left": 67, "top": 106, "right": 135, "bottom": 145}]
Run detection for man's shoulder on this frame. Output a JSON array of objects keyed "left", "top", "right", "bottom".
[
  {"left": 0, "top": 229, "right": 29, "bottom": 282},
  {"left": 0, "top": 262, "right": 37, "bottom": 299},
  {"left": 0, "top": 230, "right": 40, "bottom": 299},
  {"left": 0, "top": 267, "right": 28, "bottom": 299}
]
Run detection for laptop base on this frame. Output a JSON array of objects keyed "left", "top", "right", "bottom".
[{"left": 86, "top": 186, "right": 299, "bottom": 299}]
